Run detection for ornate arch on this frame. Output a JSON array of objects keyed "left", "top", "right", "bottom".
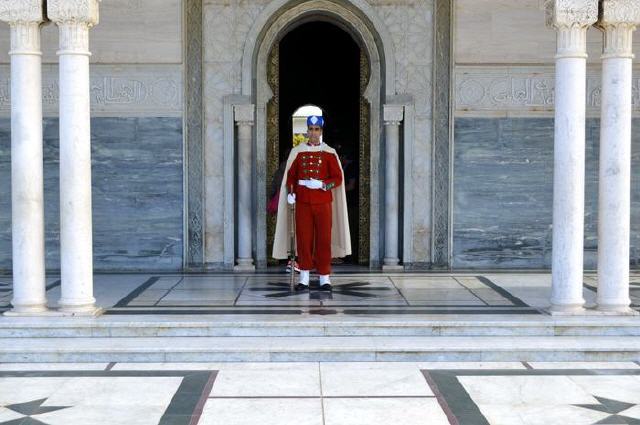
[
  {"left": 241, "top": 0, "right": 396, "bottom": 98},
  {"left": 250, "top": 0, "right": 389, "bottom": 266}
]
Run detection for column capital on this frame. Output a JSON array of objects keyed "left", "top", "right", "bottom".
[
  {"left": 234, "top": 104, "right": 255, "bottom": 125},
  {"left": 383, "top": 104, "right": 403, "bottom": 125},
  {"left": 47, "top": 0, "right": 100, "bottom": 26},
  {"left": 0, "top": 0, "right": 45, "bottom": 24},
  {"left": 597, "top": 0, "right": 640, "bottom": 58},
  {"left": 544, "top": 0, "right": 598, "bottom": 29},
  {"left": 545, "top": 0, "right": 598, "bottom": 58}
]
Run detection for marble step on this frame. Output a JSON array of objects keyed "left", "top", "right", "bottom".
[
  {"left": 0, "top": 335, "right": 639, "bottom": 362},
  {"left": 1, "top": 315, "right": 640, "bottom": 337}
]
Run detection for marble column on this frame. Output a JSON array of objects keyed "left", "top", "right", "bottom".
[
  {"left": 595, "top": 0, "right": 640, "bottom": 314},
  {"left": 234, "top": 104, "right": 255, "bottom": 271},
  {"left": 382, "top": 105, "right": 403, "bottom": 271},
  {"left": 0, "top": 1, "right": 47, "bottom": 315},
  {"left": 48, "top": 0, "right": 101, "bottom": 314},
  {"left": 546, "top": 0, "right": 598, "bottom": 314}
]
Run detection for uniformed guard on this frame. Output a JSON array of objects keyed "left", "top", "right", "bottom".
[{"left": 272, "top": 115, "right": 351, "bottom": 290}]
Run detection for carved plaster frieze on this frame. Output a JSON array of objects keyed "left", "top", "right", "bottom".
[
  {"left": 47, "top": 0, "right": 100, "bottom": 26},
  {"left": 0, "top": 0, "right": 44, "bottom": 24},
  {"left": 0, "top": 64, "right": 182, "bottom": 117},
  {"left": 455, "top": 65, "right": 640, "bottom": 116}
]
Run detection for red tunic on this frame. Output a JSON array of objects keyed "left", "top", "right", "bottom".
[
  {"left": 286, "top": 146, "right": 343, "bottom": 275},
  {"left": 285, "top": 149, "right": 343, "bottom": 202}
]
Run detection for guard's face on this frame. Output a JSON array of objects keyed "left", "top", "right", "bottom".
[{"left": 307, "top": 125, "right": 323, "bottom": 143}]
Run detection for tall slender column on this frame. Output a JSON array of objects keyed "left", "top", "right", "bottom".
[
  {"left": 234, "top": 104, "right": 255, "bottom": 271},
  {"left": 546, "top": 0, "right": 597, "bottom": 314},
  {"left": 48, "top": 0, "right": 101, "bottom": 314},
  {"left": 595, "top": 0, "right": 640, "bottom": 314},
  {"left": 0, "top": 1, "right": 47, "bottom": 315},
  {"left": 383, "top": 105, "right": 403, "bottom": 270}
]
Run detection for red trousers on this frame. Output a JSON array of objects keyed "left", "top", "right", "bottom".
[{"left": 295, "top": 202, "right": 332, "bottom": 275}]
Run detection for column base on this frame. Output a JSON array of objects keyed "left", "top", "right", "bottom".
[
  {"left": 234, "top": 265, "right": 256, "bottom": 272},
  {"left": 55, "top": 306, "right": 104, "bottom": 317},
  {"left": 382, "top": 264, "right": 404, "bottom": 272},
  {"left": 234, "top": 259, "right": 255, "bottom": 272},
  {"left": 3, "top": 305, "right": 51, "bottom": 317},
  {"left": 546, "top": 303, "right": 586, "bottom": 316},
  {"left": 4, "top": 302, "right": 48, "bottom": 316},
  {"left": 58, "top": 298, "right": 101, "bottom": 316},
  {"left": 595, "top": 304, "right": 639, "bottom": 315}
]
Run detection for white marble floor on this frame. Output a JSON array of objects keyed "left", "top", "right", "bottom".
[
  {"left": 0, "top": 362, "right": 639, "bottom": 424},
  {"left": 3, "top": 271, "right": 636, "bottom": 315}
]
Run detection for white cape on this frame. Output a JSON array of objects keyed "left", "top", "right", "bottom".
[{"left": 272, "top": 143, "right": 352, "bottom": 259}]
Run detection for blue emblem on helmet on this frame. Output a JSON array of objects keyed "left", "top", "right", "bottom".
[{"left": 306, "top": 115, "right": 324, "bottom": 127}]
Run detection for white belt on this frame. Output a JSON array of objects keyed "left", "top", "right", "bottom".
[{"left": 298, "top": 179, "right": 316, "bottom": 187}]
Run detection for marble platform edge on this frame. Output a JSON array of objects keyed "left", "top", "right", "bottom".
[
  {"left": 0, "top": 336, "right": 639, "bottom": 362},
  {"left": 1, "top": 314, "right": 639, "bottom": 327},
  {"left": 1, "top": 316, "right": 639, "bottom": 339}
]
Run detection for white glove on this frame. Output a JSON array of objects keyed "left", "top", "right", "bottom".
[
  {"left": 306, "top": 179, "right": 323, "bottom": 190},
  {"left": 287, "top": 193, "right": 296, "bottom": 204}
]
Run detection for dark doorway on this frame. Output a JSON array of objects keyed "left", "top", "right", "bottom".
[{"left": 278, "top": 21, "right": 363, "bottom": 264}]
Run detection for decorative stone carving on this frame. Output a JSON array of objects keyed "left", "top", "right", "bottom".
[
  {"left": 48, "top": 0, "right": 100, "bottom": 57},
  {"left": 544, "top": 0, "right": 598, "bottom": 28},
  {"left": 454, "top": 66, "right": 640, "bottom": 115},
  {"left": 47, "top": 0, "right": 100, "bottom": 26},
  {"left": 432, "top": 0, "right": 452, "bottom": 268},
  {"left": 0, "top": 1, "right": 46, "bottom": 54},
  {"left": 240, "top": 0, "right": 396, "bottom": 97},
  {"left": 600, "top": 0, "right": 640, "bottom": 24},
  {"left": 185, "top": 0, "right": 204, "bottom": 267},
  {"left": 545, "top": 0, "right": 598, "bottom": 58},
  {"left": 0, "top": 64, "right": 183, "bottom": 117},
  {"left": 597, "top": 0, "right": 640, "bottom": 58},
  {"left": 0, "top": 0, "right": 44, "bottom": 23}
]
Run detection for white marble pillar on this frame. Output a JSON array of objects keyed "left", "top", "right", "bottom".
[
  {"left": 48, "top": 0, "right": 101, "bottom": 314},
  {"left": 383, "top": 105, "right": 403, "bottom": 271},
  {"left": 546, "top": 0, "right": 598, "bottom": 314},
  {"left": 234, "top": 104, "right": 255, "bottom": 271},
  {"left": 595, "top": 0, "right": 640, "bottom": 314},
  {"left": 0, "top": 1, "right": 47, "bottom": 315}
]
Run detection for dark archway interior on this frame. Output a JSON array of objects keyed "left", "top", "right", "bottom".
[{"left": 279, "top": 21, "right": 362, "bottom": 264}]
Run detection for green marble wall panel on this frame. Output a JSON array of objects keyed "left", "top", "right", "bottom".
[
  {"left": 453, "top": 118, "right": 640, "bottom": 269},
  {"left": 0, "top": 117, "right": 183, "bottom": 271}
]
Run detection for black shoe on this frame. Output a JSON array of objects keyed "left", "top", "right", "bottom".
[
  {"left": 295, "top": 283, "right": 309, "bottom": 292},
  {"left": 320, "top": 283, "right": 332, "bottom": 291}
]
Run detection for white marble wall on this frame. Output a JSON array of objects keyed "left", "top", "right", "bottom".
[
  {"left": 0, "top": 0, "right": 182, "bottom": 118},
  {"left": 202, "top": 0, "right": 266, "bottom": 264},
  {"left": 0, "top": 0, "right": 182, "bottom": 65},
  {"left": 375, "top": 0, "right": 434, "bottom": 263},
  {"left": 455, "top": 0, "right": 640, "bottom": 64}
]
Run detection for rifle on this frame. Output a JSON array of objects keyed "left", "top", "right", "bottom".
[{"left": 288, "top": 188, "right": 296, "bottom": 291}]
